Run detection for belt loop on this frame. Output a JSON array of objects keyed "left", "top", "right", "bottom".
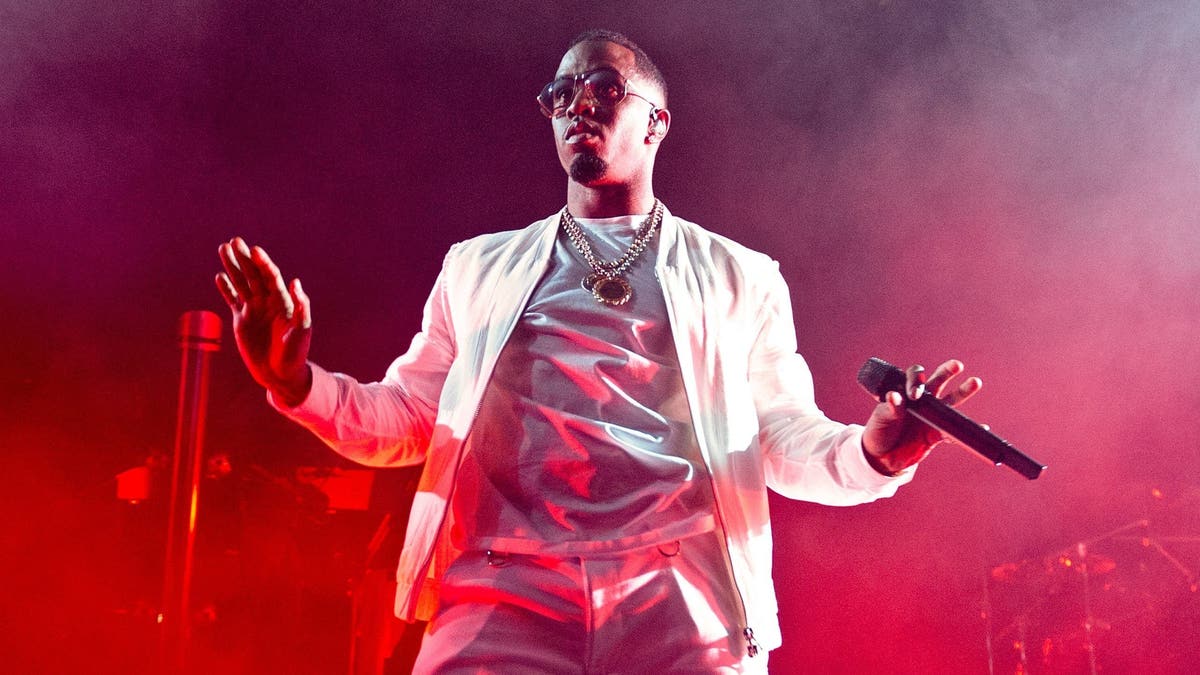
[{"left": 656, "top": 540, "right": 681, "bottom": 557}]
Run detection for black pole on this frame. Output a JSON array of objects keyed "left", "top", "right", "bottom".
[{"left": 160, "top": 310, "right": 221, "bottom": 673}]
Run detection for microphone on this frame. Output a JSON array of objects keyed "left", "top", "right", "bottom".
[{"left": 857, "top": 357, "right": 1046, "bottom": 480}]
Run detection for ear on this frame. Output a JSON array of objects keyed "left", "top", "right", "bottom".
[{"left": 646, "top": 107, "right": 671, "bottom": 144}]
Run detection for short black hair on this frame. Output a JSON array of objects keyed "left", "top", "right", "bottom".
[{"left": 567, "top": 29, "right": 668, "bottom": 106}]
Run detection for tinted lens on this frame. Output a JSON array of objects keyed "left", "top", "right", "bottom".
[
  {"left": 538, "top": 77, "right": 574, "bottom": 115},
  {"left": 582, "top": 70, "right": 625, "bottom": 106}
]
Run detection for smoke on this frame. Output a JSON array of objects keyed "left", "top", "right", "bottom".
[{"left": 3, "top": 0, "right": 1198, "bottom": 672}]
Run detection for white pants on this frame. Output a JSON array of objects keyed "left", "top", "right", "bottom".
[{"left": 412, "top": 530, "right": 769, "bottom": 674}]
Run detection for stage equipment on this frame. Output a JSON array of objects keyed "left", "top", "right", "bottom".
[
  {"left": 159, "top": 310, "right": 221, "bottom": 673},
  {"left": 984, "top": 510, "right": 1200, "bottom": 674},
  {"left": 857, "top": 357, "right": 1046, "bottom": 479}
]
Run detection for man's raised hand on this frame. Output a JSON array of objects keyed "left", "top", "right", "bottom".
[{"left": 215, "top": 237, "right": 313, "bottom": 406}]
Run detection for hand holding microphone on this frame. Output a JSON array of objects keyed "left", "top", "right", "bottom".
[{"left": 858, "top": 357, "right": 1045, "bottom": 480}]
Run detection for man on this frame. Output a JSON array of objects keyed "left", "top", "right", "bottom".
[{"left": 216, "top": 30, "right": 980, "bottom": 674}]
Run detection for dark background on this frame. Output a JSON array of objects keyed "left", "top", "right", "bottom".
[{"left": 3, "top": 1, "right": 1198, "bottom": 672}]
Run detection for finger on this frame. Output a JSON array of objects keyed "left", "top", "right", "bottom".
[
  {"left": 252, "top": 246, "right": 294, "bottom": 319},
  {"left": 941, "top": 376, "right": 983, "bottom": 407},
  {"left": 232, "top": 237, "right": 268, "bottom": 298},
  {"left": 281, "top": 278, "right": 313, "bottom": 366},
  {"left": 290, "top": 278, "right": 311, "bottom": 329},
  {"left": 924, "top": 359, "right": 964, "bottom": 397},
  {"left": 219, "top": 241, "right": 253, "bottom": 300},
  {"left": 215, "top": 272, "right": 241, "bottom": 309},
  {"left": 881, "top": 390, "right": 905, "bottom": 418},
  {"left": 905, "top": 364, "right": 927, "bottom": 400}
]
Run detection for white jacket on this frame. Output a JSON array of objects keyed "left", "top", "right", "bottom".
[{"left": 278, "top": 206, "right": 911, "bottom": 653}]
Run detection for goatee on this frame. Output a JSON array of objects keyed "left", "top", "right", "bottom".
[{"left": 569, "top": 153, "right": 607, "bottom": 184}]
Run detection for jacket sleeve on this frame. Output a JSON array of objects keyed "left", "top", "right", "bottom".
[
  {"left": 749, "top": 263, "right": 913, "bottom": 504},
  {"left": 268, "top": 245, "right": 460, "bottom": 467}
]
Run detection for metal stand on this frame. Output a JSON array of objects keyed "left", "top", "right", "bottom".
[
  {"left": 159, "top": 311, "right": 221, "bottom": 673},
  {"left": 985, "top": 507, "right": 1200, "bottom": 674},
  {"left": 1076, "top": 542, "right": 1098, "bottom": 675}
]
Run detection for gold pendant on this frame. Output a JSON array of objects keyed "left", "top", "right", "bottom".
[
  {"left": 581, "top": 272, "right": 604, "bottom": 292},
  {"left": 591, "top": 275, "right": 632, "bottom": 305}
]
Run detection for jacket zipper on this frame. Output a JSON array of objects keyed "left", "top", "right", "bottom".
[
  {"left": 656, "top": 264, "right": 760, "bottom": 658},
  {"left": 410, "top": 228, "right": 556, "bottom": 599}
]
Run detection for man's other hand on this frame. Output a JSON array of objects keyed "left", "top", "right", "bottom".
[
  {"left": 215, "top": 237, "right": 313, "bottom": 406},
  {"left": 861, "top": 359, "right": 982, "bottom": 475}
]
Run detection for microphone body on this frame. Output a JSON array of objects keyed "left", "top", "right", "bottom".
[{"left": 857, "top": 357, "right": 1045, "bottom": 480}]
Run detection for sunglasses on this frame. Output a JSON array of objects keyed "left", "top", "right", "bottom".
[{"left": 537, "top": 68, "right": 660, "bottom": 119}]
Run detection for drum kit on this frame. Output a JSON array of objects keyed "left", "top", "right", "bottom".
[{"left": 983, "top": 491, "right": 1200, "bottom": 674}]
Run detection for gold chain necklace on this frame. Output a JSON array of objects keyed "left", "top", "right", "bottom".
[{"left": 560, "top": 200, "right": 663, "bottom": 306}]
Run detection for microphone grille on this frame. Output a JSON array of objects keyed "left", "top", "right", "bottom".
[{"left": 857, "top": 357, "right": 905, "bottom": 400}]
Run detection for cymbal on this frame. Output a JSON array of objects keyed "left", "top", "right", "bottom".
[
  {"left": 990, "top": 560, "right": 1031, "bottom": 583},
  {"left": 1049, "top": 552, "right": 1117, "bottom": 576},
  {"left": 990, "top": 553, "right": 1117, "bottom": 583}
]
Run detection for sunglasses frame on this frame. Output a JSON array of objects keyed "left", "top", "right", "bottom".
[{"left": 537, "top": 67, "right": 661, "bottom": 119}]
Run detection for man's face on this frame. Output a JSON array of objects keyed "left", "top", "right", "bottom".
[{"left": 550, "top": 41, "right": 662, "bottom": 188}]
